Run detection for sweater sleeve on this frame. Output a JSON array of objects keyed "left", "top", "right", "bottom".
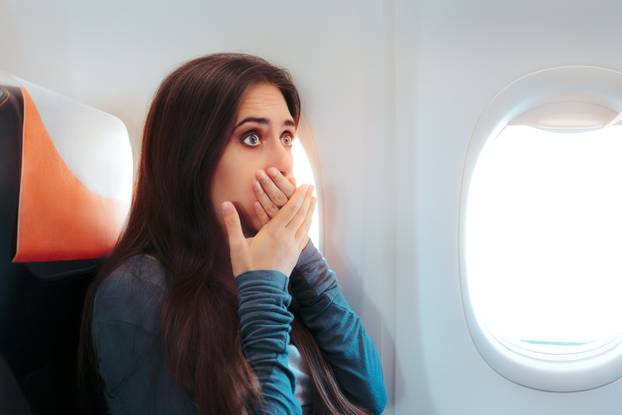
[
  {"left": 289, "top": 240, "right": 388, "bottom": 414},
  {"left": 235, "top": 270, "right": 302, "bottom": 415}
]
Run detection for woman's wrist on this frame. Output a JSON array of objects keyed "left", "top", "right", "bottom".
[{"left": 293, "top": 238, "right": 318, "bottom": 272}]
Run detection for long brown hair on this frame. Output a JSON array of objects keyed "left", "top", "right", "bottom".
[{"left": 76, "top": 52, "right": 368, "bottom": 414}]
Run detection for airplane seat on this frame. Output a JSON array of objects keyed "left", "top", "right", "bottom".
[
  {"left": 0, "top": 76, "right": 133, "bottom": 414},
  {"left": 0, "top": 352, "right": 33, "bottom": 415}
]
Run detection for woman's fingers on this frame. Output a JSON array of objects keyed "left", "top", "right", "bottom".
[
  {"left": 296, "top": 196, "right": 316, "bottom": 245},
  {"left": 253, "top": 168, "right": 297, "bottom": 225},
  {"left": 256, "top": 169, "right": 288, "bottom": 206},
  {"left": 252, "top": 170, "right": 302, "bottom": 230},
  {"left": 287, "top": 185, "right": 314, "bottom": 232},
  {"left": 271, "top": 184, "right": 310, "bottom": 229},
  {"left": 253, "top": 200, "right": 270, "bottom": 228},
  {"left": 254, "top": 180, "right": 280, "bottom": 217},
  {"left": 267, "top": 167, "right": 296, "bottom": 199},
  {"left": 222, "top": 202, "right": 243, "bottom": 244}
]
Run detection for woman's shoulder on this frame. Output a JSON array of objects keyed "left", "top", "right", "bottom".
[
  {"left": 97, "top": 253, "right": 167, "bottom": 294},
  {"left": 92, "top": 254, "right": 167, "bottom": 334}
]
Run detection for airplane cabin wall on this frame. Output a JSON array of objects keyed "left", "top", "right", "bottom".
[{"left": 394, "top": 0, "right": 622, "bottom": 414}]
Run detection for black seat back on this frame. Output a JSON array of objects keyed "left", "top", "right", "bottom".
[{"left": 0, "top": 83, "right": 118, "bottom": 414}]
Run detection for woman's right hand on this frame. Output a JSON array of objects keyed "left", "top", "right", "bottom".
[{"left": 221, "top": 184, "right": 316, "bottom": 278}]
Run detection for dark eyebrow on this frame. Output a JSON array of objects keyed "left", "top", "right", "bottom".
[{"left": 234, "top": 117, "right": 295, "bottom": 130}]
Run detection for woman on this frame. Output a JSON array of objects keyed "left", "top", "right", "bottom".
[{"left": 76, "top": 52, "right": 387, "bottom": 415}]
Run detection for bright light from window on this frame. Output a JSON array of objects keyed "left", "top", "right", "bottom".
[
  {"left": 466, "top": 125, "right": 622, "bottom": 356},
  {"left": 292, "top": 138, "right": 320, "bottom": 250}
]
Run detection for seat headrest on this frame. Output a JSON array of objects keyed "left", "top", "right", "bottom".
[{"left": 0, "top": 72, "right": 133, "bottom": 263}]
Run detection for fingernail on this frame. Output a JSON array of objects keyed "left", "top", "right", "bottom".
[
  {"left": 254, "top": 181, "right": 261, "bottom": 191},
  {"left": 268, "top": 167, "right": 278, "bottom": 176},
  {"left": 256, "top": 170, "right": 266, "bottom": 179},
  {"left": 222, "top": 202, "right": 232, "bottom": 215}
]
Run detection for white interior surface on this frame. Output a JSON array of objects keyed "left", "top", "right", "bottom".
[{"left": 2, "top": 0, "right": 622, "bottom": 413}]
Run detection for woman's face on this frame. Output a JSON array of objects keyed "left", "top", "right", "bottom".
[{"left": 211, "top": 82, "right": 296, "bottom": 237}]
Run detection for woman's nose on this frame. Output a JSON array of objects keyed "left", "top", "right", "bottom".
[{"left": 267, "top": 137, "right": 292, "bottom": 178}]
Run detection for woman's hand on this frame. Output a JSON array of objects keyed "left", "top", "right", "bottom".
[
  {"left": 253, "top": 167, "right": 313, "bottom": 248},
  {"left": 221, "top": 184, "right": 316, "bottom": 278},
  {"left": 252, "top": 167, "right": 296, "bottom": 225}
]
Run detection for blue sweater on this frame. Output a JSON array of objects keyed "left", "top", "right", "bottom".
[{"left": 92, "top": 239, "right": 387, "bottom": 414}]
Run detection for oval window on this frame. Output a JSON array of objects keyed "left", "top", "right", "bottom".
[{"left": 460, "top": 66, "right": 622, "bottom": 392}]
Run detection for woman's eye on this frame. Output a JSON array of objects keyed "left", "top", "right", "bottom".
[
  {"left": 282, "top": 135, "right": 294, "bottom": 146},
  {"left": 242, "top": 132, "right": 261, "bottom": 147}
]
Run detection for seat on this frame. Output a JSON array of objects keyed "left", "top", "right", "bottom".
[
  {"left": 0, "top": 75, "right": 133, "bottom": 414},
  {"left": 0, "top": 352, "right": 32, "bottom": 415}
]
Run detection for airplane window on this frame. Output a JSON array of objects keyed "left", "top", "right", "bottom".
[
  {"left": 292, "top": 137, "right": 320, "bottom": 249},
  {"left": 460, "top": 66, "right": 622, "bottom": 392},
  {"left": 465, "top": 119, "right": 622, "bottom": 359}
]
